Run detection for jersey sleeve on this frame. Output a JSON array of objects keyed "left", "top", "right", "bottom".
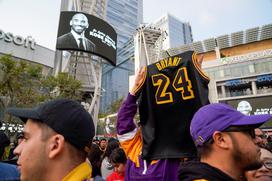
[
  {"left": 116, "top": 93, "right": 142, "bottom": 167},
  {"left": 191, "top": 52, "right": 210, "bottom": 81},
  {"left": 116, "top": 93, "right": 137, "bottom": 135}
]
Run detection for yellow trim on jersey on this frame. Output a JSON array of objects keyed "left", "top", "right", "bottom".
[
  {"left": 150, "top": 159, "right": 159, "bottom": 165},
  {"left": 120, "top": 129, "right": 143, "bottom": 167},
  {"left": 193, "top": 179, "right": 209, "bottom": 181},
  {"left": 151, "top": 73, "right": 174, "bottom": 104},
  {"left": 192, "top": 52, "right": 210, "bottom": 81},
  {"left": 172, "top": 67, "right": 195, "bottom": 100}
]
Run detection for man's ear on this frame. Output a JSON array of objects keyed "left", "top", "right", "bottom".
[
  {"left": 70, "top": 20, "right": 72, "bottom": 26},
  {"left": 48, "top": 134, "right": 65, "bottom": 159},
  {"left": 212, "top": 131, "right": 230, "bottom": 149}
]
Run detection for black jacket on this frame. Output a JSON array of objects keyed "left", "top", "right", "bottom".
[
  {"left": 178, "top": 161, "right": 236, "bottom": 181},
  {"left": 56, "top": 32, "right": 95, "bottom": 52}
]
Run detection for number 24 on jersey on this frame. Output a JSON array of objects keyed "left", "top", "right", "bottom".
[{"left": 151, "top": 67, "right": 195, "bottom": 105}]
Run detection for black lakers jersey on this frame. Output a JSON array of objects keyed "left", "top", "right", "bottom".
[{"left": 138, "top": 51, "right": 210, "bottom": 160}]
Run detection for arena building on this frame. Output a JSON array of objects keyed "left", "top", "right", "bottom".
[
  {"left": 0, "top": 28, "right": 55, "bottom": 75},
  {"left": 165, "top": 24, "right": 272, "bottom": 126},
  {"left": 0, "top": 28, "right": 55, "bottom": 122}
]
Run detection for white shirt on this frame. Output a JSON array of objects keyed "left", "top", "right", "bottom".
[{"left": 71, "top": 30, "right": 86, "bottom": 50}]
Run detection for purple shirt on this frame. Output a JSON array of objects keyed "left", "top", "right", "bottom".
[{"left": 117, "top": 93, "right": 179, "bottom": 181}]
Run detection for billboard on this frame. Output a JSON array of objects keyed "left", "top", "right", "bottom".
[
  {"left": 220, "top": 96, "right": 272, "bottom": 126},
  {"left": 56, "top": 11, "right": 117, "bottom": 66}
]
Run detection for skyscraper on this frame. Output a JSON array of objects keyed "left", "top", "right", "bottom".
[
  {"left": 100, "top": 0, "right": 143, "bottom": 113},
  {"left": 106, "top": 0, "right": 143, "bottom": 48},
  {"left": 152, "top": 13, "right": 193, "bottom": 50}
]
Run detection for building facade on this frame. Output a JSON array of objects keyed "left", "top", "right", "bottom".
[
  {"left": 106, "top": 0, "right": 143, "bottom": 48},
  {"left": 0, "top": 28, "right": 55, "bottom": 121},
  {"left": 100, "top": 10, "right": 194, "bottom": 113},
  {"left": 165, "top": 24, "right": 272, "bottom": 125},
  {"left": 100, "top": 0, "right": 143, "bottom": 113},
  {"left": 0, "top": 29, "right": 54, "bottom": 75},
  {"left": 151, "top": 13, "right": 193, "bottom": 50}
]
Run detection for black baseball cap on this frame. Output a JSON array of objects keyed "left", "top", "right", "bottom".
[{"left": 7, "top": 99, "right": 95, "bottom": 153}]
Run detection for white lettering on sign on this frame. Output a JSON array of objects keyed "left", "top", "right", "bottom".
[
  {"left": 254, "top": 107, "right": 272, "bottom": 115},
  {"left": 0, "top": 29, "right": 36, "bottom": 50},
  {"left": 89, "top": 29, "right": 116, "bottom": 50},
  {"left": 220, "top": 49, "right": 272, "bottom": 64}
]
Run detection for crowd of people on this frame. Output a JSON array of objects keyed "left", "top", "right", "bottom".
[{"left": 0, "top": 55, "right": 272, "bottom": 181}]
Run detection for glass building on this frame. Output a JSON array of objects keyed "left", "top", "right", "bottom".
[
  {"left": 151, "top": 13, "right": 193, "bottom": 50},
  {"left": 101, "top": 10, "right": 195, "bottom": 113},
  {"left": 100, "top": 0, "right": 143, "bottom": 113}
]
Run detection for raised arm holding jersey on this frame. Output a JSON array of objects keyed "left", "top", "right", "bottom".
[
  {"left": 116, "top": 52, "right": 208, "bottom": 180},
  {"left": 117, "top": 67, "right": 180, "bottom": 181}
]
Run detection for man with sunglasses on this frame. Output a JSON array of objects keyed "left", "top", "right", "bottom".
[
  {"left": 178, "top": 103, "right": 272, "bottom": 181},
  {"left": 255, "top": 128, "right": 268, "bottom": 148}
]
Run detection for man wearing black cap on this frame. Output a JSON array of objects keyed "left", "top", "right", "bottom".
[
  {"left": 179, "top": 103, "right": 272, "bottom": 181},
  {"left": 7, "top": 99, "right": 95, "bottom": 181}
]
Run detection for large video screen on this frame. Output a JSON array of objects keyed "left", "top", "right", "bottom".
[
  {"left": 220, "top": 96, "right": 272, "bottom": 126},
  {"left": 56, "top": 11, "right": 117, "bottom": 66}
]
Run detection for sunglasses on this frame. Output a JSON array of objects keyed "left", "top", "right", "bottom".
[
  {"left": 223, "top": 126, "right": 256, "bottom": 139},
  {"left": 263, "top": 159, "right": 272, "bottom": 170},
  {"left": 204, "top": 126, "right": 256, "bottom": 145},
  {"left": 256, "top": 134, "right": 268, "bottom": 139}
]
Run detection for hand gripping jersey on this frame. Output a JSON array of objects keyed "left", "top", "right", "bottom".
[{"left": 138, "top": 51, "right": 210, "bottom": 160}]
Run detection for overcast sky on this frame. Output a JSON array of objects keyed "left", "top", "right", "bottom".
[{"left": 0, "top": 0, "right": 271, "bottom": 50}]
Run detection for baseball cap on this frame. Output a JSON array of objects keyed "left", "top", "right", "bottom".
[
  {"left": 7, "top": 99, "right": 95, "bottom": 153},
  {"left": 191, "top": 103, "right": 272, "bottom": 146}
]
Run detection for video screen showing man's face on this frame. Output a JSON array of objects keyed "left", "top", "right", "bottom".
[
  {"left": 70, "top": 13, "right": 89, "bottom": 34},
  {"left": 56, "top": 11, "right": 117, "bottom": 66}
]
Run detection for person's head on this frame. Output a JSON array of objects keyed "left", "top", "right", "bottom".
[
  {"left": 237, "top": 100, "right": 252, "bottom": 116},
  {"left": 104, "top": 138, "right": 119, "bottom": 158},
  {"left": 99, "top": 138, "right": 107, "bottom": 151},
  {"left": 70, "top": 13, "right": 89, "bottom": 35},
  {"left": 0, "top": 130, "right": 10, "bottom": 160},
  {"left": 7, "top": 99, "right": 95, "bottom": 181},
  {"left": 255, "top": 128, "right": 268, "bottom": 147},
  {"left": 191, "top": 103, "right": 272, "bottom": 173},
  {"left": 109, "top": 148, "right": 127, "bottom": 176},
  {"left": 88, "top": 144, "right": 103, "bottom": 178},
  {"left": 93, "top": 137, "right": 100, "bottom": 145},
  {"left": 245, "top": 148, "right": 272, "bottom": 181},
  {"left": 105, "top": 118, "right": 115, "bottom": 134}
]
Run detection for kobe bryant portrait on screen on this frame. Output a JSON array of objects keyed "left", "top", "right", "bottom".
[{"left": 57, "top": 13, "right": 95, "bottom": 52}]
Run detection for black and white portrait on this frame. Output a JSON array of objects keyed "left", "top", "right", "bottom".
[
  {"left": 237, "top": 100, "right": 252, "bottom": 116},
  {"left": 56, "top": 13, "right": 95, "bottom": 52}
]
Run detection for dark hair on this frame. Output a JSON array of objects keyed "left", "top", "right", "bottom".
[
  {"left": 104, "top": 138, "right": 119, "bottom": 158},
  {"left": 109, "top": 148, "right": 127, "bottom": 164},
  {"left": 88, "top": 144, "right": 103, "bottom": 177},
  {"left": 108, "top": 137, "right": 117, "bottom": 143},
  {"left": 35, "top": 120, "right": 88, "bottom": 161},
  {"left": 197, "top": 139, "right": 213, "bottom": 158},
  {"left": 0, "top": 131, "right": 10, "bottom": 160}
]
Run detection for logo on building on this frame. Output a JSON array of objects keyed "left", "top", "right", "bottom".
[
  {"left": 0, "top": 29, "right": 36, "bottom": 50},
  {"left": 220, "top": 49, "right": 272, "bottom": 64}
]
